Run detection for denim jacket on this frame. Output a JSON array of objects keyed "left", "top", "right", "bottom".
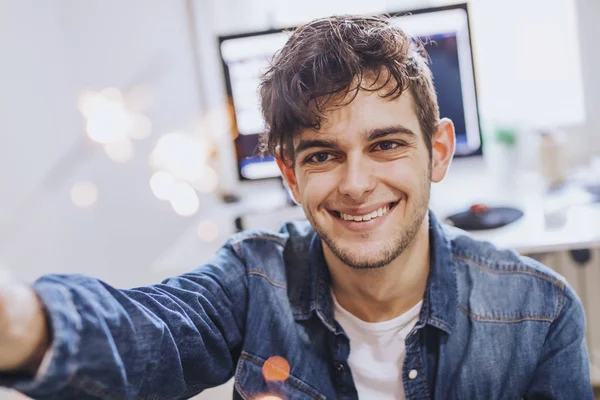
[{"left": 4, "top": 212, "right": 592, "bottom": 399}]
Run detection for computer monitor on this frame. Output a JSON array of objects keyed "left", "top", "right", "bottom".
[{"left": 219, "top": 3, "right": 482, "bottom": 181}]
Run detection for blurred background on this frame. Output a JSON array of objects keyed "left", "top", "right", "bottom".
[{"left": 1, "top": 0, "right": 599, "bottom": 398}]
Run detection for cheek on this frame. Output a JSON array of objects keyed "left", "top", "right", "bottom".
[
  {"left": 299, "top": 172, "right": 337, "bottom": 206},
  {"left": 376, "top": 157, "right": 427, "bottom": 196}
]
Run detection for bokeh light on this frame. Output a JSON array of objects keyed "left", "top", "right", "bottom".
[
  {"left": 147, "top": 113, "right": 220, "bottom": 215},
  {"left": 82, "top": 90, "right": 134, "bottom": 144},
  {"left": 77, "top": 90, "right": 97, "bottom": 117},
  {"left": 70, "top": 181, "right": 98, "bottom": 208},
  {"left": 197, "top": 220, "right": 220, "bottom": 243},
  {"left": 149, "top": 171, "right": 175, "bottom": 201},
  {"left": 104, "top": 138, "right": 134, "bottom": 163},
  {"left": 100, "top": 87, "right": 123, "bottom": 103},
  {"left": 128, "top": 113, "right": 152, "bottom": 139},
  {"left": 78, "top": 87, "right": 153, "bottom": 166},
  {"left": 169, "top": 181, "right": 199, "bottom": 217},
  {"left": 262, "top": 356, "right": 290, "bottom": 382},
  {"left": 191, "top": 165, "right": 218, "bottom": 193},
  {"left": 150, "top": 132, "right": 209, "bottom": 182}
]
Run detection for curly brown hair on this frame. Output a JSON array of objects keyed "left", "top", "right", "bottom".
[{"left": 258, "top": 15, "right": 440, "bottom": 164}]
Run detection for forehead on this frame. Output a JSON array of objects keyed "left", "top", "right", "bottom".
[{"left": 296, "top": 86, "right": 422, "bottom": 144}]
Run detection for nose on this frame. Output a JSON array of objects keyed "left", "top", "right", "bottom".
[{"left": 338, "top": 155, "right": 376, "bottom": 201}]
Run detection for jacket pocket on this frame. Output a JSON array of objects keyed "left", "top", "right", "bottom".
[{"left": 234, "top": 351, "right": 326, "bottom": 400}]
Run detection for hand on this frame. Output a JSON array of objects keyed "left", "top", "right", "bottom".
[{"left": 0, "top": 270, "right": 50, "bottom": 374}]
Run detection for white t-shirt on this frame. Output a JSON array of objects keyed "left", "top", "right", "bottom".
[{"left": 332, "top": 292, "right": 422, "bottom": 400}]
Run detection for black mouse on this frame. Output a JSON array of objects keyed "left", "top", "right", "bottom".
[{"left": 445, "top": 204, "right": 524, "bottom": 231}]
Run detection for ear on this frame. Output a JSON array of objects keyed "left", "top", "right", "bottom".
[
  {"left": 430, "top": 118, "right": 456, "bottom": 183},
  {"left": 276, "top": 156, "right": 301, "bottom": 204}
]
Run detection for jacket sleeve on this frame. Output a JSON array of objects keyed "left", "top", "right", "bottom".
[
  {"left": 525, "top": 283, "right": 594, "bottom": 400},
  {"left": 1, "top": 242, "right": 248, "bottom": 400}
]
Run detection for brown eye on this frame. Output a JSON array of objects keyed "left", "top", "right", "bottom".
[
  {"left": 306, "top": 152, "right": 333, "bottom": 164},
  {"left": 375, "top": 141, "right": 401, "bottom": 151}
]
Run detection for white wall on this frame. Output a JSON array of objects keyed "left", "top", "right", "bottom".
[
  {"left": 572, "top": 0, "right": 600, "bottom": 158},
  {"left": 0, "top": 0, "right": 217, "bottom": 287}
]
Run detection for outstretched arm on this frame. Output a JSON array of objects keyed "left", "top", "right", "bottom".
[{"left": 0, "top": 243, "right": 248, "bottom": 400}]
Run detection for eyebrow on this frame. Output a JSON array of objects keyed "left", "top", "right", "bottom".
[
  {"left": 295, "top": 138, "right": 340, "bottom": 155},
  {"left": 364, "top": 125, "right": 416, "bottom": 141},
  {"left": 295, "top": 124, "right": 416, "bottom": 154}
]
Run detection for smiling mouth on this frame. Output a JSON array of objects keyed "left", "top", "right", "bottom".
[{"left": 330, "top": 201, "right": 399, "bottom": 222}]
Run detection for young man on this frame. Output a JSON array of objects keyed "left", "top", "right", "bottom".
[{"left": 0, "top": 15, "right": 593, "bottom": 400}]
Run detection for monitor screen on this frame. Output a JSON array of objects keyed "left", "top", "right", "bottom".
[{"left": 219, "top": 4, "right": 482, "bottom": 180}]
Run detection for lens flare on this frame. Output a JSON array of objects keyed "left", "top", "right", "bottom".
[{"left": 262, "top": 356, "right": 290, "bottom": 382}]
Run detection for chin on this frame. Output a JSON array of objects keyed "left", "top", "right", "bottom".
[{"left": 326, "top": 239, "right": 399, "bottom": 270}]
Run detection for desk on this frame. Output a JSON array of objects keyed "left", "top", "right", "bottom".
[
  {"left": 430, "top": 158, "right": 600, "bottom": 254},
  {"left": 460, "top": 202, "right": 600, "bottom": 254}
]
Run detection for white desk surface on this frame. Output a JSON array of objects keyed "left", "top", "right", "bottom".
[{"left": 430, "top": 158, "right": 600, "bottom": 255}]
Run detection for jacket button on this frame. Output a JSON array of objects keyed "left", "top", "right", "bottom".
[
  {"left": 408, "top": 369, "right": 418, "bottom": 380},
  {"left": 335, "top": 363, "right": 345, "bottom": 374}
]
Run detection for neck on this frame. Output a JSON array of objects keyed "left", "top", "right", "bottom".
[{"left": 325, "top": 216, "right": 430, "bottom": 322}]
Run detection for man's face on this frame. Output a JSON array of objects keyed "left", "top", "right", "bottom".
[{"left": 278, "top": 85, "right": 453, "bottom": 269}]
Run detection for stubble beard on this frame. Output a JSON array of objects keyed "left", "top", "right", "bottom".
[{"left": 309, "top": 180, "right": 431, "bottom": 270}]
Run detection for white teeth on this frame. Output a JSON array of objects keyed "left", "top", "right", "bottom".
[{"left": 339, "top": 204, "right": 391, "bottom": 222}]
